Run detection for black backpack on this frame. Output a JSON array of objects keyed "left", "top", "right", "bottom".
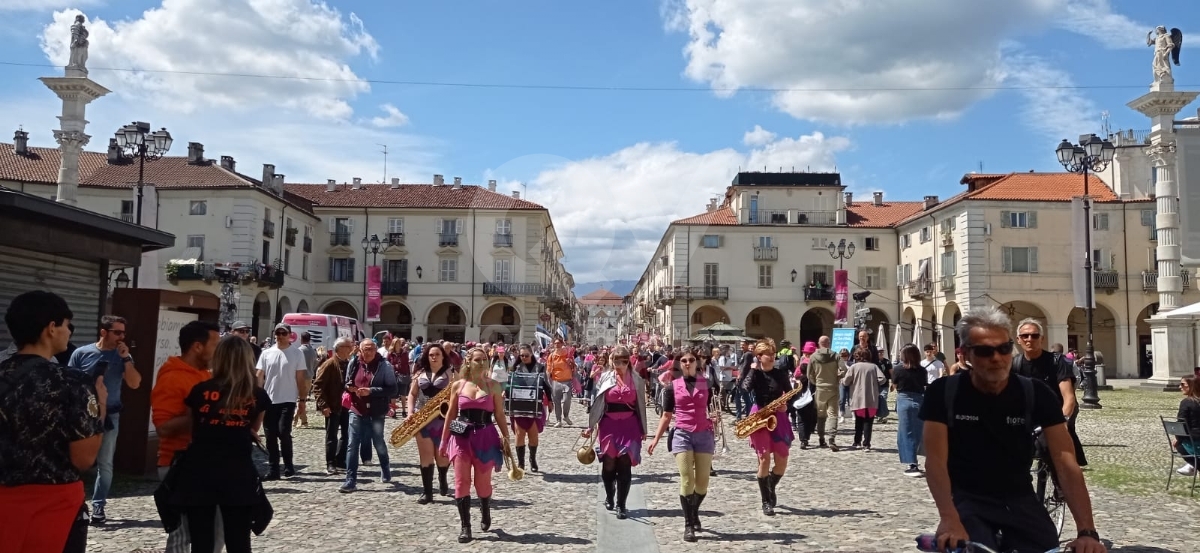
[{"left": 775, "top": 351, "right": 796, "bottom": 374}]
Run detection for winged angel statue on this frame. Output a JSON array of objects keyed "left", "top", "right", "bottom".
[{"left": 1148, "top": 26, "right": 1183, "bottom": 83}]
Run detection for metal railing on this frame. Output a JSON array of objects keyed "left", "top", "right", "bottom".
[
  {"left": 1093, "top": 269, "right": 1120, "bottom": 290},
  {"left": 747, "top": 209, "right": 790, "bottom": 224},
  {"left": 382, "top": 280, "right": 409, "bottom": 296},
  {"left": 795, "top": 210, "right": 838, "bottom": 225},
  {"left": 303, "top": 236, "right": 312, "bottom": 252},
  {"left": 753, "top": 246, "right": 778, "bottom": 261},
  {"left": 284, "top": 228, "right": 297, "bottom": 246},
  {"left": 908, "top": 278, "right": 933, "bottom": 299},
  {"left": 484, "top": 282, "right": 547, "bottom": 296},
  {"left": 494, "top": 233, "right": 514, "bottom": 248},
  {"left": 439, "top": 233, "right": 459, "bottom": 247},
  {"left": 330, "top": 232, "right": 351, "bottom": 246},
  {"left": 112, "top": 212, "right": 135, "bottom": 223},
  {"left": 1143, "top": 270, "right": 1193, "bottom": 291},
  {"left": 658, "top": 286, "right": 730, "bottom": 302},
  {"left": 940, "top": 276, "right": 955, "bottom": 292},
  {"left": 262, "top": 220, "right": 275, "bottom": 238},
  {"left": 804, "top": 287, "right": 834, "bottom": 301},
  {"left": 388, "top": 232, "right": 405, "bottom": 247}
]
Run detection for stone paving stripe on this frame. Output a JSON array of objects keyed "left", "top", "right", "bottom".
[{"left": 596, "top": 469, "right": 660, "bottom": 553}]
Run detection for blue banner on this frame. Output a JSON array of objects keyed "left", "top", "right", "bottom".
[{"left": 831, "top": 327, "right": 856, "bottom": 354}]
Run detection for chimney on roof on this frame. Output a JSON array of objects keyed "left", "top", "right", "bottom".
[
  {"left": 219, "top": 155, "right": 235, "bottom": 172},
  {"left": 352, "top": 177, "right": 362, "bottom": 189},
  {"left": 488, "top": 179, "right": 497, "bottom": 192},
  {"left": 923, "top": 195, "right": 939, "bottom": 210},
  {"left": 107, "top": 138, "right": 120, "bottom": 164},
  {"left": 273, "top": 174, "right": 284, "bottom": 195},
  {"left": 512, "top": 191, "right": 520, "bottom": 199},
  {"left": 844, "top": 192, "right": 853, "bottom": 206},
  {"left": 452, "top": 177, "right": 463, "bottom": 189},
  {"left": 261, "top": 164, "right": 275, "bottom": 189},
  {"left": 706, "top": 198, "right": 718, "bottom": 212},
  {"left": 873, "top": 191, "right": 883, "bottom": 206},
  {"left": 187, "top": 142, "right": 204, "bottom": 165},
  {"left": 390, "top": 177, "right": 400, "bottom": 189},
  {"left": 326, "top": 179, "right": 336, "bottom": 192},
  {"left": 433, "top": 174, "right": 444, "bottom": 186},
  {"left": 12, "top": 129, "right": 29, "bottom": 156}
]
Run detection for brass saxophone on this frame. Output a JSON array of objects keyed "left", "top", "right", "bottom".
[
  {"left": 389, "top": 385, "right": 452, "bottom": 448},
  {"left": 733, "top": 385, "right": 803, "bottom": 440}
]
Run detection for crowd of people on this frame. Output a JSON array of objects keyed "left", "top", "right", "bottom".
[{"left": 8, "top": 286, "right": 1200, "bottom": 552}]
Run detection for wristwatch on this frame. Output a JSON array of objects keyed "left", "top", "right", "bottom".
[
  {"left": 1077, "top": 529, "right": 1100, "bottom": 541},
  {"left": 122, "top": 356, "right": 134, "bottom": 364}
]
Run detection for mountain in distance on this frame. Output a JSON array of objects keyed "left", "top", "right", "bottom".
[{"left": 573, "top": 280, "right": 636, "bottom": 298}]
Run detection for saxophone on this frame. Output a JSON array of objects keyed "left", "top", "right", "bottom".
[
  {"left": 733, "top": 385, "right": 803, "bottom": 440},
  {"left": 389, "top": 385, "right": 452, "bottom": 448}
]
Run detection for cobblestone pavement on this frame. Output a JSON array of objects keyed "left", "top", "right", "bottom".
[{"left": 88, "top": 394, "right": 1197, "bottom": 553}]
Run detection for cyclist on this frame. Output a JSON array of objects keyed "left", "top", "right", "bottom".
[
  {"left": 920, "top": 306, "right": 1105, "bottom": 553},
  {"left": 1013, "top": 318, "right": 1087, "bottom": 467}
]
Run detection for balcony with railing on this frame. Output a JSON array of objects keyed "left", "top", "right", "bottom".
[
  {"left": 112, "top": 211, "right": 135, "bottom": 223},
  {"left": 284, "top": 227, "right": 297, "bottom": 247},
  {"left": 494, "top": 233, "right": 514, "bottom": 248},
  {"left": 1142, "top": 269, "right": 1192, "bottom": 291},
  {"left": 330, "top": 232, "right": 351, "bottom": 246},
  {"left": 382, "top": 280, "right": 409, "bottom": 296},
  {"left": 484, "top": 282, "right": 547, "bottom": 296},
  {"left": 1093, "top": 269, "right": 1119, "bottom": 290},
  {"left": 803, "top": 286, "right": 834, "bottom": 301},
  {"left": 753, "top": 246, "right": 778, "bottom": 261},
  {"left": 795, "top": 210, "right": 838, "bottom": 225},
  {"left": 656, "top": 285, "right": 729, "bottom": 302},
  {"left": 387, "top": 232, "right": 405, "bottom": 247},
  {"left": 254, "top": 261, "right": 285, "bottom": 288},
  {"left": 740, "top": 208, "right": 839, "bottom": 226},
  {"left": 940, "top": 275, "right": 955, "bottom": 292},
  {"left": 262, "top": 220, "right": 275, "bottom": 238},
  {"left": 303, "top": 236, "right": 312, "bottom": 253},
  {"left": 439, "top": 233, "right": 459, "bottom": 247},
  {"left": 908, "top": 278, "right": 933, "bottom": 299}
]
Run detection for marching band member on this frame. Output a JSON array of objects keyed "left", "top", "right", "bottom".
[
  {"left": 647, "top": 348, "right": 716, "bottom": 542},
  {"left": 583, "top": 346, "right": 647, "bottom": 520},
  {"left": 741, "top": 338, "right": 794, "bottom": 516},
  {"left": 508, "top": 345, "right": 553, "bottom": 472},
  {"left": 408, "top": 342, "right": 454, "bottom": 504},
  {"left": 440, "top": 348, "right": 509, "bottom": 543}
]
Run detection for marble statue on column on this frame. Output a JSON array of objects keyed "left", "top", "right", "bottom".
[
  {"left": 68, "top": 14, "right": 89, "bottom": 74},
  {"left": 1148, "top": 26, "right": 1183, "bottom": 84}
]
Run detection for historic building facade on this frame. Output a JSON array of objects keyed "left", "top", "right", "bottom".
[{"left": 579, "top": 289, "right": 624, "bottom": 346}]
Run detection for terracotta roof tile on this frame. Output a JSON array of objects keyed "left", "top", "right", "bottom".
[
  {"left": 846, "top": 201, "right": 925, "bottom": 228},
  {"left": 580, "top": 289, "right": 625, "bottom": 304},
  {"left": 284, "top": 183, "right": 546, "bottom": 210},
  {"left": 967, "top": 172, "right": 1116, "bottom": 202},
  {"left": 673, "top": 208, "right": 738, "bottom": 225},
  {"left": 0, "top": 145, "right": 107, "bottom": 184}
]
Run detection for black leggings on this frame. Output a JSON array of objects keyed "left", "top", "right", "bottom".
[
  {"left": 853, "top": 415, "right": 875, "bottom": 447},
  {"left": 602, "top": 454, "right": 633, "bottom": 480},
  {"left": 184, "top": 505, "right": 254, "bottom": 553}
]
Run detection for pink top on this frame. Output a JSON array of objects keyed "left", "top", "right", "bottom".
[
  {"left": 605, "top": 374, "right": 637, "bottom": 420},
  {"left": 672, "top": 376, "right": 711, "bottom": 432},
  {"left": 458, "top": 394, "right": 495, "bottom": 412}
]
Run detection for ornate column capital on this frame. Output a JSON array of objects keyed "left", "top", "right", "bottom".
[
  {"left": 52, "top": 129, "right": 91, "bottom": 150},
  {"left": 1146, "top": 141, "right": 1178, "bottom": 166}
]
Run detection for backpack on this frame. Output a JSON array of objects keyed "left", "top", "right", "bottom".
[
  {"left": 944, "top": 372, "right": 1035, "bottom": 435},
  {"left": 775, "top": 351, "right": 796, "bottom": 374}
]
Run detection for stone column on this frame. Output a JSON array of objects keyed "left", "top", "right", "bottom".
[
  {"left": 52, "top": 130, "right": 88, "bottom": 205},
  {"left": 1150, "top": 144, "right": 1183, "bottom": 311},
  {"left": 39, "top": 77, "right": 109, "bottom": 206}
]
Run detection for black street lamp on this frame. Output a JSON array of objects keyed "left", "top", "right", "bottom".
[
  {"left": 1056, "top": 133, "right": 1115, "bottom": 410},
  {"left": 827, "top": 238, "right": 855, "bottom": 269},
  {"left": 113, "top": 121, "right": 172, "bottom": 288},
  {"left": 112, "top": 269, "right": 130, "bottom": 289}
]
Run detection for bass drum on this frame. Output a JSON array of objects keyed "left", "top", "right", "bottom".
[{"left": 506, "top": 371, "right": 544, "bottom": 419}]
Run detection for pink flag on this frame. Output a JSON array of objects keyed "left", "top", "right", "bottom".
[
  {"left": 834, "top": 269, "right": 849, "bottom": 324},
  {"left": 366, "top": 265, "right": 382, "bottom": 322}
]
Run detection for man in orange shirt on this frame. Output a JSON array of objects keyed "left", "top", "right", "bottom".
[
  {"left": 150, "top": 320, "right": 219, "bottom": 553},
  {"left": 547, "top": 339, "right": 576, "bottom": 427}
]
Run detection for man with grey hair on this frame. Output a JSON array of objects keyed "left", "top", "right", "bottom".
[
  {"left": 314, "top": 336, "right": 354, "bottom": 474},
  {"left": 920, "top": 306, "right": 1105, "bottom": 553},
  {"left": 1013, "top": 318, "right": 1087, "bottom": 467}
]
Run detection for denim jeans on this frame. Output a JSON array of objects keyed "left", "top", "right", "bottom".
[
  {"left": 735, "top": 388, "right": 753, "bottom": 418},
  {"left": 896, "top": 392, "right": 924, "bottom": 465},
  {"left": 877, "top": 389, "right": 890, "bottom": 419},
  {"left": 345, "top": 412, "right": 390, "bottom": 486},
  {"left": 92, "top": 412, "right": 119, "bottom": 508}
]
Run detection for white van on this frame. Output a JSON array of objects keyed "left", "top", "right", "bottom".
[{"left": 281, "top": 313, "right": 365, "bottom": 347}]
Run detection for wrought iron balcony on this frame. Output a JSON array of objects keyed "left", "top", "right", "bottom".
[
  {"left": 484, "top": 282, "right": 547, "bottom": 296},
  {"left": 112, "top": 211, "right": 135, "bottom": 223},
  {"left": 167, "top": 262, "right": 209, "bottom": 281},
  {"left": 753, "top": 246, "right": 779, "bottom": 261},
  {"left": 254, "top": 262, "right": 285, "bottom": 289},
  {"left": 388, "top": 232, "right": 405, "bottom": 247},
  {"left": 795, "top": 210, "right": 838, "bottom": 225},
  {"left": 1142, "top": 269, "right": 1192, "bottom": 291},
  {"left": 494, "top": 233, "right": 514, "bottom": 248},
  {"left": 303, "top": 236, "right": 312, "bottom": 253},
  {"left": 658, "top": 285, "right": 731, "bottom": 302},
  {"left": 940, "top": 275, "right": 955, "bottom": 292},
  {"left": 262, "top": 220, "right": 275, "bottom": 238},
  {"left": 908, "top": 278, "right": 933, "bottom": 299},
  {"left": 330, "top": 232, "right": 350, "bottom": 246},
  {"left": 284, "top": 227, "right": 297, "bottom": 247},
  {"left": 382, "top": 280, "right": 409, "bottom": 296},
  {"left": 803, "top": 287, "right": 834, "bottom": 301},
  {"left": 439, "top": 233, "right": 459, "bottom": 247},
  {"left": 747, "top": 209, "right": 790, "bottom": 224},
  {"left": 1093, "top": 269, "right": 1119, "bottom": 290}
]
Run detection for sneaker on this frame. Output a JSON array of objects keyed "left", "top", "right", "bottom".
[
  {"left": 90, "top": 501, "right": 105, "bottom": 523},
  {"left": 563, "top": 417, "right": 574, "bottom": 427},
  {"left": 554, "top": 421, "right": 564, "bottom": 428},
  {"left": 339, "top": 482, "right": 356, "bottom": 493},
  {"left": 282, "top": 467, "right": 295, "bottom": 478},
  {"left": 904, "top": 465, "right": 923, "bottom": 477},
  {"left": 1178, "top": 464, "right": 1197, "bottom": 476}
]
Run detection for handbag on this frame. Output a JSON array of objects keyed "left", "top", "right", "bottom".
[
  {"left": 341, "top": 391, "right": 353, "bottom": 410},
  {"left": 448, "top": 418, "right": 470, "bottom": 436},
  {"left": 792, "top": 387, "right": 814, "bottom": 410},
  {"left": 251, "top": 441, "right": 270, "bottom": 478}
]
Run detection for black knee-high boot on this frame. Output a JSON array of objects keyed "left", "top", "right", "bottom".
[
  {"left": 680, "top": 495, "right": 696, "bottom": 542},
  {"left": 692, "top": 492, "right": 706, "bottom": 531},
  {"left": 615, "top": 471, "right": 631, "bottom": 520},
  {"left": 455, "top": 496, "right": 472, "bottom": 543},
  {"left": 516, "top": 445, "right": 526, "bottom": 469},
  {"left": 601, "top": 468, "right": 616, "bottom": 511},
  {"left": 438, "top": 465, "right": 450, "bottom": 496},
  {"left": 757, "top": 477, "right": 774, "bottom": 516},
  {"left": 479, "top": 496, "right": 492, "bottom": 532},
  {"left": 529, "top": 445, "right": 539, "bottom": 472},
  {"left": 417, "top": 465, "right": 434, "bottom": 504},
  {"left": 768, "top": 473, "right": 783, "bottom": 508}
]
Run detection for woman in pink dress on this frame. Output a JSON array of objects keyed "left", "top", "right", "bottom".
[
  {"left": 583, "top": 346, "right": 647, "bottom": 520},
  {"left": 439, "top": 348, "right": 509, "bottom": 543}
]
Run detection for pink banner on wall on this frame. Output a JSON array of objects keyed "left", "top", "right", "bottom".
[
  {"left": 366, "top": 265, "right": 382, "bottom": 322},
  {"left": 834, "top": 269, "right": 849, "bottom": 324}
]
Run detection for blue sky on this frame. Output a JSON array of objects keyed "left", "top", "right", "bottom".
[{"left": 0, "top": 0, "right": 1195, "bottom": 283}]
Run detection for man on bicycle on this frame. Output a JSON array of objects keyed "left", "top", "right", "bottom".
[
  {"left": 920, "top": 306, "right": 1105, "bottom": 553},
  {"left": 1013, "top": 318, "right": 1087, "bottom": 467}
]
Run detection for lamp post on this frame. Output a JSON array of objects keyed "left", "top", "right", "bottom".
[
  {"left": 1055, "top": 134, "right": 1115, "bottom": 410},
  {"left": 113, "top": 121, "right": 172, "bottom": 288},
  {"left": 827, "top": 239, "right": 855, "bottom": 269}
]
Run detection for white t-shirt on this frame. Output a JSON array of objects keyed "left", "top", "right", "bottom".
[
  {"left": 257, "top": 343, "right": 307, "bottom": 404},
  {"left": 921, "top": 358, "right": 946, "bottom": 384}
]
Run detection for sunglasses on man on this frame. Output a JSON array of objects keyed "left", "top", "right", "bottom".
[{"left": 962, "top": 341, "right": 1015, "bottom": 358}]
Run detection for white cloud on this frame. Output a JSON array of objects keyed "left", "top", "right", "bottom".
[
  {"left": 370, "top": 103, "right": 410, "bottom": 128},
  {"left": 39, "top": 1, "right": 378, "bottom": 119},
  {"left": 1059, "top": 0, "right": 1149, "bottom": 49},
  {"left": 742, "top": 124, "right": 775, "bottom": 146},
  {"left": 1, "top": 0, "right": 97, "bottom": 11},
  {"left": 494, "top": 131, "right": 851, "bottom": 282},
  {"left": 1002, "top": 51, "right": 1100, "bottom": 142}
]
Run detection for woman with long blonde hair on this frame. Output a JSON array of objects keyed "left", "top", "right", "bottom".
[
  {"left": 740, "top": 338, "right": 794, "bottom": 516},
  {"left": 163, "top": 336, "right": 270, "bottom": 553},
  {"left": 440, "top": 347, "right": 510, "bottom": 543}
]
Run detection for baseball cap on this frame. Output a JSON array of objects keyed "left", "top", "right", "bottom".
[
  {"left": 232, "top": 321, "right": 251, "bottom": 330},
  {"left": 273, "top": 323, "right": 291, "bottom": 334}
]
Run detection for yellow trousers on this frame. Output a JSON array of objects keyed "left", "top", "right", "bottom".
[{"left": 675, "top": 451, "right": 713, "bottom": 495}]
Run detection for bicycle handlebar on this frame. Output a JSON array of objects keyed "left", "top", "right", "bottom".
[{"left": 916, "top": 534, "right": 1065, "bottom": 553}]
